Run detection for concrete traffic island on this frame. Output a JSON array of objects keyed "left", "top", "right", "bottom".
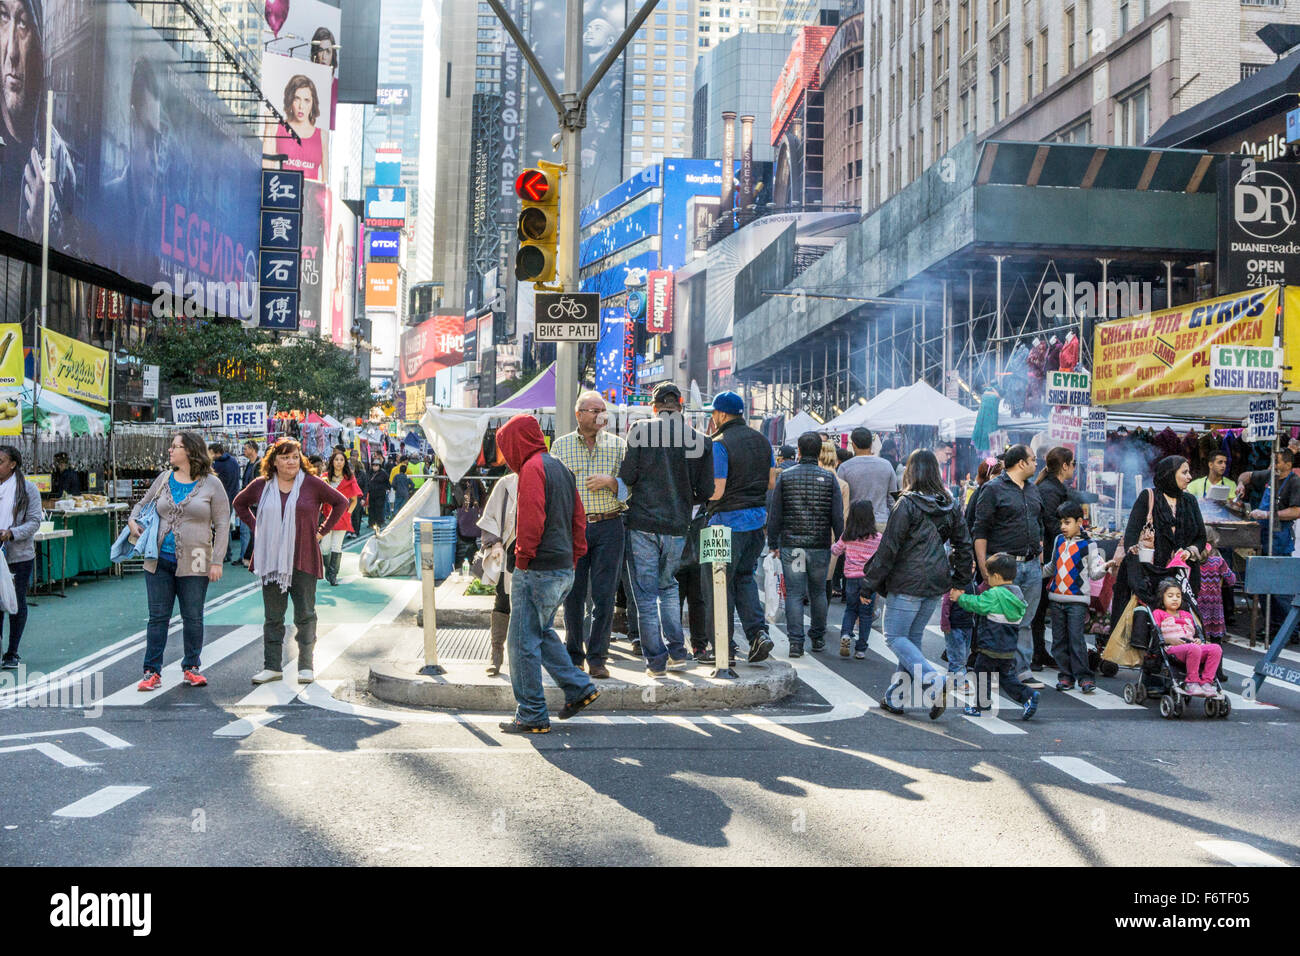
[{"left": 368, "top": 642, "right": 798, "bottom": 712}]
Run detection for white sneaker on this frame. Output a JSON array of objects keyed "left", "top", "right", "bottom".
[
  {"left": 251, "top": 669, "right": 283, "bottom": 684},
  {"left": 297, "top": 668, "right": 315, "bottom": 684}
]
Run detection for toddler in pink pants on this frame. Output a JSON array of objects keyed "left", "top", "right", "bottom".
[{"left": 1153, "top": 579, "right": 1222, "bottom": 697}]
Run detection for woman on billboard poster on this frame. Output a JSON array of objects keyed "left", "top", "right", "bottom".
[
  {"left": 310, "top": 26, "right": 338, "bottom": 129},
  {"left": 270, "top": 75, "right": 327, "bottom": 183},
  {"left": 330, "top": 222, "right": 346, "bottom": 343}
]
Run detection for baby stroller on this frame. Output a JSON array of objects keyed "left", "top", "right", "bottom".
[{"left": 1120, "top": 566, "right": 1231, "bottom": 720}]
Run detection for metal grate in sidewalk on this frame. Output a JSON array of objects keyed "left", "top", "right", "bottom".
[{"left": 432, "top": 627, "right": 492, "bottom": 662}]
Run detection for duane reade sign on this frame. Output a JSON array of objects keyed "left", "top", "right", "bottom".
[
  {"left": 1210, "top": 345, "right": 1283, "bottom": 393},
  {"left": 171, "top": 391, "right": 222, "bottom": 427}
]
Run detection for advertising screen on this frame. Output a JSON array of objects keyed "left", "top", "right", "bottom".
[
  {"left": 376, "top": 86, "right": 412, "bottom": 112},
  {"left": 365, "top": 187, "right": 407, "bottom": 228},
  {"left": 368, "top": 231, "right": 402, "bottom": 260},
  {"left": 10, "top": 0, "right": 261, "bottom": 312},
  {"left": 366, "top": 262, "right": 399, "bottom": 312},
  {"left": 262, "top": 53, "right": 334, "bottom": 182},
  {"left": 400, "top": 315, "right": 466, "bottom": 385},
  {"left": 327, "top": 191, "right": 357, "bottom": 343},
  {"left": 261, "top": 0, "right": 341, "bottom": 128},
  {"left": 297, "top": 181, "right": 329, "bottom": 333}
]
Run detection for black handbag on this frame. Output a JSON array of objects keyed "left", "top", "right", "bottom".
[{"left": 679, "top": 512, "right": 710, "bottom": 569}]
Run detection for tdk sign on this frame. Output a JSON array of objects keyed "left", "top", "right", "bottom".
[{"left": 369, "top": 231, "right": 401, "bottom": 261}]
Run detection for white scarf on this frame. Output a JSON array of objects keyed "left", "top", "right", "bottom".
[
  {"left": 253, "top": 470, "right": 304, "bottom": 593},
  {"left": 0, "top": 475, "right": 14, "bottom": 532}
]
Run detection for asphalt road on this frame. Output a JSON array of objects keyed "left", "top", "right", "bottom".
[{"left": 3, "top": 549, "right": 1299, "bottom": 868}]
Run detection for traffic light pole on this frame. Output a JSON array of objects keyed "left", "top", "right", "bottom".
[{"left": 487, "top": 0, "right": 662, "bottom": 436}]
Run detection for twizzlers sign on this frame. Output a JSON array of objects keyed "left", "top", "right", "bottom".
[{"left": 646, "top": 270, "right": 673, "bottom": 334}]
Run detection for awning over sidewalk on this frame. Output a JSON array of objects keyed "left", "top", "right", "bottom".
[{"left": 23, "top": 379, "right": 111, "bottom": 437}]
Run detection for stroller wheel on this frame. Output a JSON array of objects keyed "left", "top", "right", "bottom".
[
  {"left": 1173, "top": 699, "right": 1185, "bottom": 718},
  {"left": 1219, "top": 695, "right": 1232, "bottom": 719},
  {"left": 1135, "top": 683, "right": 1148, "bottom": 704},
  {"left": 1205, "top": 698, "right": 1219, "bottom": 719},
  {"left": 1159, "top": 694, "right": 1176, "bottom": 719},
  {"left": 1100, "top": 660, "right": 1119, "bottom": 678},
  {"left": 1122, "top": 683, "right": 1138, "bottom": 705}
]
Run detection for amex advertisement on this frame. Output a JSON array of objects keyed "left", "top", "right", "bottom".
[{"left": 2, "top": 0, "right": 261, "bottom": 311}]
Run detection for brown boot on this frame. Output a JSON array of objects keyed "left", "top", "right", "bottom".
[{"left": 487, "top": 610, "right": 508, "bottom": 676}]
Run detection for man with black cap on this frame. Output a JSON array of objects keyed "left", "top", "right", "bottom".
[
  {"left": 619, "top": 382, "right": 714, "bottom": 675},
  {"left": 777, "top": 445, "right": 797, "bottom": 470},
  {"left": 703, "top": 390, "right": 777, "bottom": 663}
]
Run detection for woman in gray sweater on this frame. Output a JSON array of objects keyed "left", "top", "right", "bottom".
[
  {"left": 128, "top": 433, "right": 230, "bottom": 691},
  {"left": 0, "top": 446, "right": 44, "bottom": 670}
]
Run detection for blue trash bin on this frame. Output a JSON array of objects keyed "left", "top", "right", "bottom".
[{"left": 412, "top": 516, "right": 459, "bottom": 580}]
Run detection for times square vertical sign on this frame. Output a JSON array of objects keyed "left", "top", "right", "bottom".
[{"left": 259, "top": 170, "right": 304, "bottom": 330}]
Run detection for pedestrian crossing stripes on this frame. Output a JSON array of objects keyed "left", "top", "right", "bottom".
[
  {"left": 100, "top": 625, "right": 264, "bottom": 707},
  {"left": 53, "top": 786, "right": 150, "bottom": 819},
  {"left": 1040, "top": 756, "right": 1125, "bottom": 785},
  {"left": 1196, "top": 839, "right": 1289, "bottom": 867}
]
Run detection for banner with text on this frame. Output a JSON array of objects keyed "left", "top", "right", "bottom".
[
  {"left": 1091, "top": 286, "right": 1297, "bottom": 405},
  {"left": 40, "top": 328, "right": 109, "bottom": 406},
  {"left": 171, "top": 391, "right": 223, "bottom": 427},
  {"left": 222, "top": 401, "right": 268, "bottom": 433}
]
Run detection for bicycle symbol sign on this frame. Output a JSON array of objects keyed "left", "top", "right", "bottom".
[{"left": 535, "top": 293, "right": 600, "bottom": 341}]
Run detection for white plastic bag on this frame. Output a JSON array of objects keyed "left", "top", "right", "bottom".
[
  {"left": 0, "top": 549, "right": 16, "bottom": 616},
  {"left": 763, "top": 552, "right": 781, "bottom": 623}
]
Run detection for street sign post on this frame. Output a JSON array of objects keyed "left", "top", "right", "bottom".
[
  {"left": 535, "top": 292, "right": 600, "bottom": 341},
  {"left": 701, "top": 525, "right": 737, "bottom": 679}
]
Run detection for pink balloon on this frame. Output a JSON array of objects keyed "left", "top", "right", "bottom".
[{"left": 265, "top": 0, "right": 289, "bottom": 37}]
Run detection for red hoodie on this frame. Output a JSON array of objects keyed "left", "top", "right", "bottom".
[{"left": 496, "top": 413, "right": 587, "bottom": 570}]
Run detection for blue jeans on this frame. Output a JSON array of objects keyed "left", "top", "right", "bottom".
[
  {"left": 702, "top": 526, "right": 767, "bottom": 652},
  {"left": 625, "top": 529, "right": 687, "bottom": 670},
  {"left": 507, "top": 567, "right": 595, "bottom": 725},
  {"left": 1012, "top": 559, "right": 1043, "bottom": 674},
  {"left": 780, "top": 546, "right": 830, "bottom": 648},
  {"left": 0, "top": 559, "right": 32, "bottom": 658},
  {"left": 841, "top": 577, "right": 874, "bottom": 651},
  {"left": 883, "top": 593, "right": 944, "bottom": 695},
  {"left": 564, "top": 516, "right": 624, "bottom": 667},
  {"left": 946, "top": 626, "right": 971, "bottom": 677},
  {"left": 144, "top": 558, "right": 210, "bottom": 674}
]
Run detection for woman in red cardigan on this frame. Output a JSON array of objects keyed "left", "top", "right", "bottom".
[
  {"left": 233, "top": 438, "right": 350, "bottom": 685},
  {"left": 320, "top": 449, "right": 362, "bottom": 586}
]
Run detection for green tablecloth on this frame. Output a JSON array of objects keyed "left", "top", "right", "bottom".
[{"left": 36, "top": 512, "right": 114, "bottom": 584}]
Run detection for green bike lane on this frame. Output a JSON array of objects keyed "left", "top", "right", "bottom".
[{"left": 12, "top": 534, "right": 384, "bottom": 680}]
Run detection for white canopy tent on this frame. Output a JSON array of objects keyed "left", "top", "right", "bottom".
[
  {"left": 824, "top": 382, "right": 976, "bottom": 438},
  {"left": 782, "top": 410, "right": 824, "bottom": 445},
  {"left": 822, "top": 388, "right": 901, "bottom": 432}
]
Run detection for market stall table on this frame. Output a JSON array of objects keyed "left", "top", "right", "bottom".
[
  {"left": 39, "top": 504, "right": 129, "bottom": 587},
  {"left": 32, "top": 528, "right": 73, "bottom": 598}
]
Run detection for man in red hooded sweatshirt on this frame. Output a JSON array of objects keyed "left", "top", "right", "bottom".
[{"left": 494, "top": 413, "right": 600, "bottom": 732}]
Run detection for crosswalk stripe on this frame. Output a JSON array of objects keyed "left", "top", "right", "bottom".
[
  {"left": 1196, "top": 840, "right": 1289, "bottom": 867},
  {"left": 100, "top": 625, "right": 263, "bottom": 707},
  {"left": 53, "top": 786, "right": 150, "bottom": 818},
  {"left": 1225, "top": 636, "right": 1300, "bottom": 664},
  {"left": 1220, "top": 656, "right": 1296, "bottom": 699},
  {"left": 212, "top": 712, "right": 283, "bottom": 738},
  {"left": 1040, "top": 755, "right": 1124, "bottom": 785}
]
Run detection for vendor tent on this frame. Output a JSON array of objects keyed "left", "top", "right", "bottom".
[
  {"left": 823, "top": 388, "right": 901, "bottom": 432},
  {"left": 782, "top": 410, "right": 824, "bottom": 444},
  {"left": 843, "top": 381, "right": 977, "bottom": 437},
  {"left": 496, "top": 364, "right": 556, "bottom": 410},
  {"left": 23, "top": 379, "right": 110, "bottom": 436}
]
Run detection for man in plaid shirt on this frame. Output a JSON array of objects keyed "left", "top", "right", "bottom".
[{"left": 552, "top": 391, "right": 628, "bottom": 679}]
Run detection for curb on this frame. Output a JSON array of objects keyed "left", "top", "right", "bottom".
[{"left": 368, "top": 658, "right": 798, "bottom": 711}]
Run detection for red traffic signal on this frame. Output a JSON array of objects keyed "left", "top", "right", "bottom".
[{"left": 515, "top": 169, "right": 551, "bottom": 202}]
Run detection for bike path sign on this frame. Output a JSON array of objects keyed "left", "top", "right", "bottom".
[{"left": 535, "top": 293, "right": 600, "bottom": 341}]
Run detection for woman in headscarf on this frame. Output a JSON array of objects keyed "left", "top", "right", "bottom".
[{"left": 1111, "top": 455, "right": 1207, "bottom": 621}]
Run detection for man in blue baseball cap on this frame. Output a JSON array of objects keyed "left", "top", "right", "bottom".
[{"left": 701, "top": 390, "right": 777, "bottom": 664}]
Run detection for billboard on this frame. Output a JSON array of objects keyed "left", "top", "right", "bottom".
[
  {"left": 374, "top": 146, "right": 403, "bottom": 187},
  {"left": 525, "top": 0, "right": 625, "bottom": 205},
  {"left": 327, "top": 191, "right": 358, "bottom": 344},
  {"left": 366, "top": 262, "right": 399, "bottom": 312},
  {"left": 647, "top": 270, "right": 673, "bottom": 334},
  {"left": 368, "top": 231, "right": 402, "bottom": 261},
  {"left": 41, "top": 329, "right": 109, "bottom": 406},
  {"left": 400, "top": 315, "right": 466, "bottom": 385},
  {"left": 1217, "top": 156, "right": 1300, "bottom": 293},
  {"left": 376, "top": 86, "right": 412, "bottom": 112},
  {"left": 770, "top": 26, "right": 835, "bottom": 144},
  {"left": 595, "top": 307, "right": 627, "bottom": 403},
  {"left": 365, "top": 187, "right": 407, "bottom": 228},
  {"left": 579, "top": 203, "right": 660, "bottom": 269},
  {"left": 297, "top": 181, "right": 329, "bottom": 333},
  {"left": 262, "top": 53, "right": 334, "bottom": 182},
  {"left": 261, "top": 0, "right": 341, "bottom": 128},
  {"left": 4, "top": 0, "right": 261, "bottom": 310},
  {"left": 662, "top": 159, "right": 730, "bottom": 269}
]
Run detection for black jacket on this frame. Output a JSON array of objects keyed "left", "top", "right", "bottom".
[
  {"left": 212, "top": 454, "right": 241, "bottom": 504},
  {"left": 368, "top": 468, "right": 391, "bottom": 494},
  {"left": 862, "top": 492, "right": 973, "bottom": 598},
  {"left": 241, "top": 458, "right": 259, "bottom": 489},
  {"left": 1036, "top": 474, "right": 1100, "bottom": 552},
  {"left": 767, "top": 459, "right": 844, "bottom": 550},
  {"left": 971, "top": 472, "right": 1045, "bottom": 559},
  {"left": 619, "top": 411, "right": 714, "bottom": 535}
]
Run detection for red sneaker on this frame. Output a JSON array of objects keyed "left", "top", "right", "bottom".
[
  {"left": 137, "top": 672, "right": 162, "bottom": 692},
  {"left": 181, "top": 668, "right": 208, "bottom": 687}
]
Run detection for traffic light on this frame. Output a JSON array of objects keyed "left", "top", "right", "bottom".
[{"left": 515, "top": 162, "right": 560, "bottom": 284}]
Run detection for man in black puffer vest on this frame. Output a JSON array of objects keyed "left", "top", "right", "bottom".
[{"left": 768, "top": 432, "right": 844, "bottom": 656}]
